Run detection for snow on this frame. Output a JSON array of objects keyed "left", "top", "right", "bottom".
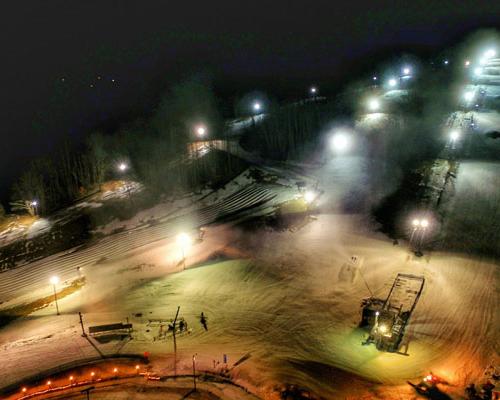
[
  {"left": 474, "top": 111, "right": 500, "bottom": 133},
  {"left": 0, "top": 181, "right": 144, "bottom": 249},
  {"left": 99, "top": 181, "right": 144, "bottom": 201},
  {"left": 226, "top": 114, "right": 267, "bottom": 136},
  {"left": 1, "top": 61, "right": 500, "bottom": 400},
  {"left": 0, "top": 167, "right": 300, "bottom": 308},
  {"left": 0, "top": 215, "right": 497, "bottom": 399},
  {"left": 26, "top": 218, "right": 52, "bottom": 239},
  {"left": 0, "top": 225, "right": 27, "bottom": 247}
]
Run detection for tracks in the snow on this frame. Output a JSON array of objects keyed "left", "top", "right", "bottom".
[{"left": 0, "top": 184, "right": 279, "bottom": 305}]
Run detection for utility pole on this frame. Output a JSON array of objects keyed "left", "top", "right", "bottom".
[{"left": 79, "top": 312, "right": 87, "bottom": 337}]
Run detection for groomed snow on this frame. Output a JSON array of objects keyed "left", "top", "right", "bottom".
[{"left": 0, "top": 215, "right": 497, "bottom": 399}]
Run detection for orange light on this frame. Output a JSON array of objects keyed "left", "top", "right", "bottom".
[
  {"left": 22, "top": 387, "right": 27, "bottom": 392},
  {"left": 90, "top": 371, "right": 95, "bottom": 377},
  {"left": 135, "top": 365, "right": 140, "bottom": 370},
  {"left": 113, "top": 367, "right": 118, "bottom": 373},
  {"left": 424, "top": 374, "right": 433, "bottom": 382},
  {"left": 47, "top": 380, "right": 51, "bottom": 386},
  {"left": 69, "top": 375, "right": 74, "bottom": 381}
]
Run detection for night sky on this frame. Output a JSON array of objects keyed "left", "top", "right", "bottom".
[{"left": 1, "top": 0, "right": 499, "bottom": 204}]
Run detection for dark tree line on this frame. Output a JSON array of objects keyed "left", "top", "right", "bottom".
[
  {"left": 8, "top": 78, "right": 226, "bottom": 216},
  {"left": 10, "top": 137, "right": 108, "bottom": 215},
  {"left": 240, "top": 98, "right": 354, "bottom": 161}
]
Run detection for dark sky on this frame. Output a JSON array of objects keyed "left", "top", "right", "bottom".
[{"left": 1, "top": 0, "right": 499, "bottom": 204}]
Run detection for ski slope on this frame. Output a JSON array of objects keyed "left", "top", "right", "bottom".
[{"left": 0, "top": 183, "right": 285, "bottom": 307}]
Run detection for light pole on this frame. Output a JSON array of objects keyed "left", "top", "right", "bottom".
[
  {"left": 310, "top": 86, "right": 318, "bottom": 97},
  {"left": 50, "top": 276, "right": 60, "bottom": 315},
  {"left": 117, "top": 163, "right": 132, "bottom": 202},
  {"left": 253, "top": 102, "right": 262, "bottom": 113},
  {"left": 192, "top": 353, "right": 197, "bottom": 391},
  {"left": 449, "top": 130, "right": 460, "bottom": 150},
  {"left": 410, "top": 218, "right": 429, "bottom": 256},
  {"left": 79, "top": 312, "right": 87, "bottom": 337},
  {"left": 31, "top": 200, "right": 38, "bottom": 216},
  {"left": 418, "top": 219, "right": 429, "bottom": 254},
  {"left": 176, "top": 233, "right": 191, "bottom": 270},
  {"left": 410, "top": 219, "right": 420, "bottom": 245}
]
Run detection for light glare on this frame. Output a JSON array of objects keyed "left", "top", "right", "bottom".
[
  {"left": 464, "top": 92, "right": 474, "bottom": 102},
  {"left": 485, "top": 49, "right": 496, "bottom": 58},
  {"left": 196, "top": 126, "right": 206, "bottom": 137},
  {"left": 177, "top": 232, "right": 192, "bottom": 248},
  {"left": 330, "top": 133, "right": 350, "bottom": 152},
  {"left": 304, "top": 191, "right": 316, "bottom": 203},
  {"left": 367, "top": 98, "right": 380, "bottom": 111}
]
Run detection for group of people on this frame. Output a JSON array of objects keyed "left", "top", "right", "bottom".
[
  {"left": 167, "top": 312, "right": 208, "bottom": 333},
  {"left": 465, "top": 381, "right": 497, "bottom": 400}
]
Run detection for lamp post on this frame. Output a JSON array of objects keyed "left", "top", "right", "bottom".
[
  {"left": 192, "top": 353, "right": 198, "bottom": 391},
  {"left": 117, "top": 162, "right": 132, "bottom": 202},
  {"left": 50, "top": 276, "right": 60, "bottom": 315},
  {"left": 410, "top": 219, "right": 420, "bottom": 244},
  {"left": 418, "top": 219, "right": 429, "bottom": 253},
  {"left": 410, "top": 218, "right": 429, "bottom": 256},
  {"left": 177, "top": 233, "right": 191, "bottom": 270},
  {"left": 449, "top": 130, "right": 460, "bottom": 150},
  {"left": 31, "top": 200, "right": 38, "bottom": 216}
]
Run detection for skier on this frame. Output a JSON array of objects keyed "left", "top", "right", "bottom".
[
  {"left": 200, "top": 312, "right": 208, "bottom": 331},
  {"left": 465, "top": 383, "right": 477, "bottom": 400}
]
